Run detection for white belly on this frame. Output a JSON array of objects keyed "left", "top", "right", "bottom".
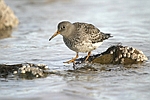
[{"left": 74, "top": 41, "right": 103, "bottom": 53}]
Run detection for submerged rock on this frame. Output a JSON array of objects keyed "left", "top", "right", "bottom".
[{"left": 76, "top": 45, "right": 148, "bottom": 64}]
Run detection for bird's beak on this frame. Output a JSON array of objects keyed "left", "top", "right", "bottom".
[{"left": 49, "top": 31, "right": 60, "bottom": 41}]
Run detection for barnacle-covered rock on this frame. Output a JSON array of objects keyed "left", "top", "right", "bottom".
[
  {"left": 0, "top": 46, "right": 148, "bottom": 79},
  {"left": 76, "top": 45, "right": 148, "bottom": 64},
  {"left": 17, "top": 63, "right": 49, "bottom": 78},
  {"left": 0, "top": 0, "right": 19, "bottom": 39},
  {"left": 0, "top": 63, "right": 50, "bottom": 79}
]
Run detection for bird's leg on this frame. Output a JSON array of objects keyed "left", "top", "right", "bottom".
[
  {"left": 64, "top": 52, "right": 79, "bottom": 64},
  {"left": 84, "top": 51, "right": 91, "bottom": 62}
]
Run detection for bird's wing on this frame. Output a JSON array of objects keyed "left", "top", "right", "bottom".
[{"left": 73, "top": 22, "right": 112, "bottom": 43}]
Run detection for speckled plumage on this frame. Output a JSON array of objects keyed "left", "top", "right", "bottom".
[
  {"left": 49, "top": 21, "right": 112, "bottom": 63},
  {"left": 63, "top": 22, "right": 112, "bottom": 52}
]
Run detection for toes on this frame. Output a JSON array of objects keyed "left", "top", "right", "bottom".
[
  {"left": 63, "top": 60, "right": 74, "bottom": 64},
  {"left": 63, "top": 61, "right": 70, "bottom": 64}
]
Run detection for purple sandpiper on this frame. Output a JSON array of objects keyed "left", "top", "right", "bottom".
[{"left": 49, "top": 21, "right": 112, "bottom": 63}]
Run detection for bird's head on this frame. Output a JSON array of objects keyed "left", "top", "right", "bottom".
[{"left": 49, "top": 21, "right": 74, "bottom": 41}]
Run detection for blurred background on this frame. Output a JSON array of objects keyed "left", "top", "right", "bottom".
[{"left": 0, "top": 0, "right": 150, "bottom": 100}]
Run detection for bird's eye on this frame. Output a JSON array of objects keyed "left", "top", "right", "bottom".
[
  {"left": 60, "top": 26, "right": 65, "bottom": 30},
  {"left": 62, "top": 26, "right": 65, "bottom": 29}
]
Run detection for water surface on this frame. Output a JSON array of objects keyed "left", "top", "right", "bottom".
[{"left": 0, "top": 0, "right": 150, "bottom": 100}]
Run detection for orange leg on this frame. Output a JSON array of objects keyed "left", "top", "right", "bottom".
[
  {"left": 64, "top": 52, "right": 79, "bottom": 64},
  {"left": 84, "top": 51, "right": 91, "bottom": 62}
]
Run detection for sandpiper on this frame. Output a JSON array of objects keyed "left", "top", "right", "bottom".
[{"left": 49, "top": 21, "right": 112, "bottom": 63}]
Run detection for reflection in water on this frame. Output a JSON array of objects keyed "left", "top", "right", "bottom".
[
  {"left": 62, "top": 63, "right": 150, "bottom": 100},
  {"left": 0, "top": 29, "right": 13, "bottom": 39}
]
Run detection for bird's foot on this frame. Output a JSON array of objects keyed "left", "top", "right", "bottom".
[
  {"left": 63, "top": 59, "right": 75, "bottom": 64},
  {"left": 63, "top": 59, "right": 77, "bottom": 70},
  {"left": 83, "top": 51, "right": 91, "bottom": 63}
]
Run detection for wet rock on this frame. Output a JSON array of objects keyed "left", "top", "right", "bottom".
[
  {"left": 0, "top": 45, "right": 148, "bottom": 79},
  {"left": 76, "top": 45, "right": 148, "bottom": 64},
  {"left": 0, "top": 0, "right": 19, "bottom": 39},
  {"left": 0, "top": 63, "right": 51, "bottom": 79}
]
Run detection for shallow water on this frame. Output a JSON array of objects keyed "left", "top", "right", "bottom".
[{"left": 0, "top": 0, "right": 150, "bottom": 100}]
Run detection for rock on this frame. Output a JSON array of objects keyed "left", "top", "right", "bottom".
[
  {"left": 0, "top": 63, "right": 51, "bottom": 79},
  {"left": 0, "top": 0, "right": 19, "bottom": 39},
  {"left": 76, "top": 45, "right": 148, "bottom": 64},
  {"left": 0, "top": 45, "right": 148, "bottom": 79}
]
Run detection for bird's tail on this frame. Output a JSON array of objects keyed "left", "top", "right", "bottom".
[{"left": 102, "top": 32, "right": 113, "bottom": 40}]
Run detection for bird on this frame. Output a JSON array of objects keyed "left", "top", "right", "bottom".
[{"left": 49, "top": 21, "right": 112, "bottom": 64}]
